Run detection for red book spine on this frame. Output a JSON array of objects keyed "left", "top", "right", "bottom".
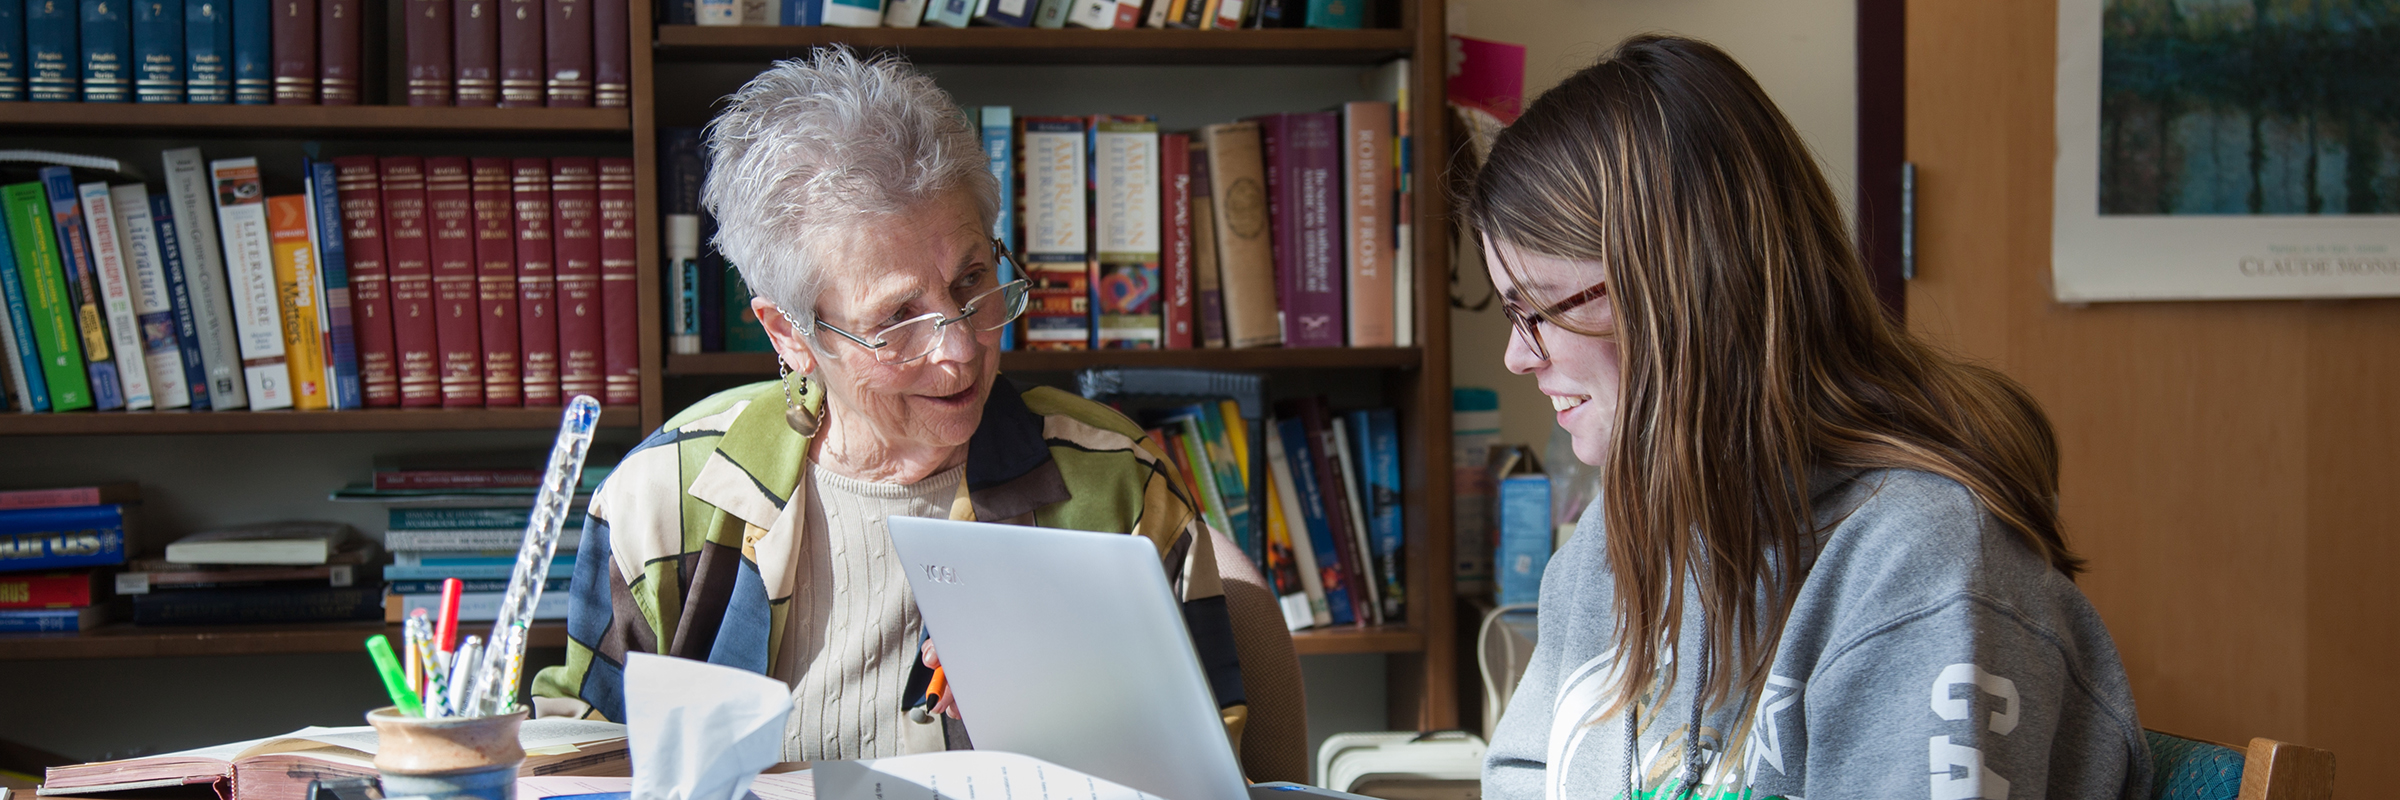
[
  {"left": 597, "top": 157, "right": 637, "bottom": 406},
  {"left": 512, "top": 158, "right": 560, "bottom": 406},
  {"left": 453, "top": 0, "right": 499, "bottom": 106},
  {"left": 497, "top": 0, "right": 543, "bottom": 107},
  {"left": 591, "top": 0, "right": 626, "bottom": 108},
  {"left": 550, "top": 157, "right": 602, "bottom": 402},
  {"left": 425, "top": 157, "right": 485, "bottom": 407},
  {"left": 318, "top": 0, "right": 360, "bottom": 104},
  {"left": 471, "top": 158, "right": 520, "bottom": 407},
  {"left": 336, "top": 156, "right": 400, "bottom": 407},
  {"left": 543, "top": 0, "right": 591, "bottom": 107},
  {"left": 0, "top": 484, "right": 136, "bottom": 509},
  {"left": 406, "top": 0, "right": 452, "bottom": 105},
  {"left": 272, "top": 0, "right": 318, "bottom": 103},
  {"left": 0, "top": 572, "right": 99, "bottom": 609},
  {"left": 1160, "top": 132, "right": 1194, "bottom": 350},
  {"left": 380, "top": 156, "right": 442, "bottom": 407}
]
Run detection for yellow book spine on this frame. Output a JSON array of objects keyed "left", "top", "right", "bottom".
[{"left": 268, "top": 195, "right": 330, "bottom": 410}]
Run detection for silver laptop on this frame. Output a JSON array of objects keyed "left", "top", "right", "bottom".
[{"left": 890, "top": 516, "right": 1355, "bottom": 800}]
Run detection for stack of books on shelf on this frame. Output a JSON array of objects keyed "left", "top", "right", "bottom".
[
  {"left": 382, "top": 506, "right": 577, "bottom": 623},
  {"left": 0, "top": 483, "right": 136, "bottom": 632},
  {"left": 665, "top": 66, "right": 1415, "bottom": 357},
  {"left": 129, "top": 521, "right": 384, "bottom": 625},
  {"left": 0, "top": 151, "right": 641, "bottom": 415},
  {"left": 677, "top": 0, "right": 1368, "bottom": 29},
  {"left": 0, "top": 0, "right": 628, "bottom": 107}
]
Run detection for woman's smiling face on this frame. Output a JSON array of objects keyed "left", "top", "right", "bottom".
[{"left": 1488, "top": 239, "right": 1622, "bottom": 467}]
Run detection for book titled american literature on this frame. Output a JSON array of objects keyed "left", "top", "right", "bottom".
[
  {"left": 80, "top": 0, "right": 134, "bottom": 102},
  {"left": 1343, "top": 101, "right": 1395, "bottom": 348},
  {"left": 1198, "top": 122, "right": 1280, "bottom": 348},
  {"left": 132, "top": 0, "right": 183, "bottom": 103},
  {"left": 184, "top": 0, "right": 232, "bottom": 103},
  {"left": 265, "top": 193, "right": 329, "bottom": 410},
  {"left": 470, "top": 158, "right": 520, "bottom": 406},
  {"left": 0, "top": 504, "right": 131, "bottom": 574},
  {"left": 41, "top": 167, "right": 129, "bottom": 410},
  {"left": 211, "top": 157, "right": 293, "bottom": 410},
  {"left": 597, "top": 157, "right": 636, "bottom": 405},
  {"left": 229, "top": 0, "right": 268, "bottom": 103},
  {"left": 542, "top": 0, "right": 590, "bottom": 107},
  {"left": 109, "top": 184, "right": 193, "bottom": 409},
  {"left": 550, "top": 157, "right": 601, "bottom": 401},
  {"left": 404, "top": 0, "right": 449, "bottom": 105},
  {"left": 25, "top": 0, "right": 76, "bottom": 102},
  {"left": 0, "top": 482, "right": 139, "bottom": 509},
  {"left": 267, "top": 0, "right": 312, "bottom": 103},
  {"left": 1020, "top": 116, "right": 1090, "bottom": 351},
  {"left": 332, "top": 155, "right": 397, "bottom": 406},
  {"left": 380, "top": 156, "right": 440, "bottom": 407},
  {"left": 453, "top": 0, "right": 497, "bottom": 105},
  {"left": 1090, "top": 115, "right": 1162, "bottom": 350},
  {"left": 161, "top": 147, "right": 247, "bottom": 407},
  {"left": 425, "top": 157, "right": 484, "bottom": 407},
  {"left": 303, "top": 159, "right": 362, "bottom": 409},
  {"left": 511, "top": 157, "right": 559, "bottom": 405},
  {"left": 77, "top": 180, "right": 156, "bottom": 409},
  {"left": 147, "top": 193, "right": 215, "bottom": 409},
  {"left": 317, "top": 0, "right": 357, "bottom": 103},
  {"left": 497, "top": 0, "right": 541, "bottom": 107},
  {"left": 3, "top": 181, "right": 93, "bottom": 411},
  {"left": 1160, "top": 131, "right": 1193, "bottom": 350}
]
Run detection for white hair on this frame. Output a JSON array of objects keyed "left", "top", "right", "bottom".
[{"left": 701, "top": 47, "right": 998, "bottom": 326}]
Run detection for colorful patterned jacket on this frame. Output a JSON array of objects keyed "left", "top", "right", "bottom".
[{"left": 529, "top": 374, "right": 1247, "bottom": 752}]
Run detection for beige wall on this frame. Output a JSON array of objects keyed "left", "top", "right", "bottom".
[{"left": 1446, "top": 0, "right": 1859, "bottom": 452}]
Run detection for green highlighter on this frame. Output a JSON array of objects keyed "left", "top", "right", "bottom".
[{"left": 366, "top": 634, "right": 425, "bottom": 716}]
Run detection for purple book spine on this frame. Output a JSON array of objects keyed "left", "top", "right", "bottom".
[{"left": 1287, "top": 110, "right": 1343, "bottom": 347}]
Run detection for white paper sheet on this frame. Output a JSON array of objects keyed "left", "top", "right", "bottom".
[
  {"left": 813, "top": 752, "right": 1156, "bottom": 800},
  {"left": 518, "top": 773, "right": 816, "bottom": 800},
  {"left": 624, "top": 652, "right": 791, "bottom": 800}
]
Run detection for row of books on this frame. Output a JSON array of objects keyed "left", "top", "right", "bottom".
[
  {"left": 0, "top": 150, "right": 642, "bottom": 415},
  {"left": 0, "top": 0, "right": 630, "bottom": 107},
  {"left": 381, "top": 505, "right": 575, "bottom": 624},
  {"left": 678, "top": 0, "right": 1366, "bottom": 28}
]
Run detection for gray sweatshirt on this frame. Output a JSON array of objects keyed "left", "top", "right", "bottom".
[{"left": 1484, "top": 468, "right": 2151, "bottom": 800}]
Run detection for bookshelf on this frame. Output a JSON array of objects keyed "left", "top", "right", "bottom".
[{"left": 0, "top": 0, "right": 1459, "bottom": 733}]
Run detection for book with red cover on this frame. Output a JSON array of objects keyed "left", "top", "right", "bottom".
[
  {"left": 1252, "top": 111, "right": 1344, "bottom": 348},
  {"left": 318, "top": 0, "right": 360, "bottom": 104},
  {"left": 470, "top": 158, "right": 520, "bottom": 407},
  {"left": 0, "top": 483, "right": 141, "bottom": 510},
  {"left": 592, "top": 0, "right": 626, "bottom": 108},
  {"left": 497, "top": 0, "right": 542, "bottom": 107},
  {"left": 271, "top": 0, "right": 317, "bottom": 103},
  {"left": 405, "top": 0, "right": 451, "bottom": 105},
  {"left": 0, "top": 572, "right": 102, "bottom": 609},
  {"left": 1160, "top": 132, "right": 1194, "bottom": 349},
  {"left": 549, "top": 157, "right": 601, "bottom": 402},
  {"left": 512, "top": 158, "right": 559, "bottom": 406},
  {"left": 425, "top": 157, "right": 484, "bottom": 407},
  {"left": 379, "top": 156, "right": 441, "bottom": 407},
  {"left": 335, "top": 156, "right": 399, "bottom": 406},
  {"left": 596, "top": 157, "right": 637, "bottom": 406},
  {"left": 453, "top": 0, "right": 499, "bottom": 106},
  {"left": 543, "top": 0, "right": 590, "bottom": 107}
]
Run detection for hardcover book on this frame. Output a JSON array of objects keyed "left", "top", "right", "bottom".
[
  {"left": 470, "top": 158, "right": 520, "bottom": 406},
  {"left": 267, "top": 0, "right": 311, "bottom": 102},
  {"left": 1089, "top": 115, "right": 1162, "bottom": 350},
  {"left": 379, "top": 156, "right": 440, "bottom": 407},
  {"left": 452, "top": 0, "right": 497, "bottom": 105},
  {"left": 1197, "top": 122, "right": 1280, "bottom": 348},
  {"left": 1263, "top": 425, "right": 1329, "bottom": 627},
  {"left": 183, "top": 0, "right": 230, "bottom": 103},
  {"left": 332, "top": 155, "right": 397, "bottom": 406},
  {"left": 1350, "top": 408, "right": 1404, "bottom": 619},
  {"left": 109, "top": 184, "right": 193, "bottom": 409},
  {"left": 425, "top": 157, "right": 485, "bottom": 407},
  {"left": 161, "top": 147, "right": 247, "bottom": 407},
  {"left": 1188, "top": 138, "right": 1224, "bottom": 348},
  {"left": 229, "top": 0, "right": 266, "bottom": 103},
  {"left": 549, "top": 157, "right": 601, "bottom": 401},
  {"left": 147, "top": 193, "right": 214, "bottom": 409},
  {"left": 302, "top": 159, "right": 362, "bottom": 409},
  {"left": 210, "top": 158, "right": 292, "bottom": 409},
  {"left": 2, "top": 181, "right": 92, "bottom": 410},
  {"left": 1019, "top": 116, "right": 1090, "bottom": 351},
  {"left": 0, "top": 0, "right": 23, "bottom": 102},
  {"left": 166, "top": 520, "right": 349, "bottom": 564},
  {"left": 977, "top": 107, "right": 1014, "bottom": 349},
  {"left": 26, "top": 0, "right": 77, "bottom": 102},
  {"left": 511, "top": 157, "right": 559, "bottom": 405},
  {"left": 591, "top": 0, "right": 624, "bottom": 107},
  {"left": 0, "top": 482, "right": 140, "bottom": 509},
  {"left": 41, "top": 167, "right": 128, "bottom": 410},
  {"left": 265, "top": 193, "right": 328, "bottom": 410},
  {"left": 0, "top": 571, "right": 104, "bottom": 608},
  {"left": 1160, "top": 132, "right": 1193, "bottom": 349},
  {"left": 77, "top": 180, "right": 155, "bottom": 409},
  {"left": 596, "top": 157, "right": 636, "bottom": 405},
  {"left": 132, "top": 0, "right": 182, "bottom": 103},
  {"left": 1253, "top": 111, "right": 1344, "bottom": 348},
  {"left": 0, "top": 216, "right": 51, "bottom": 412},
  {"left": 542, "top": 0, "right": 590, "bottom": 106},
  {"left": 497, "top": 0, "right": 541, "bottom": 106},
  {"left": 0, "top": 504, "right": 130, "bottom": 574},
  {"left": 1324, "top": 417, "right": 1379, "bottom": 623},
  {"left": 1342, "top": 101, "right": 1395, "bottom": 347},
  {"left": 1271, "top": 415, "right": 1352, "bottom": 626},
  {"left": 80, "top": 0, "right": 132, "bottom": 101},
  {"left": 404, "top": 0, "right": 449, "bottom": 105},
  {"left": 0, "top": 606, "right": 106, "bottom": 631},
  {"left": 316, "top": 0, "right": 356, "bottom": 103},
  {"left": 131, "top": 584, "right": 384, "bottom": 624}
]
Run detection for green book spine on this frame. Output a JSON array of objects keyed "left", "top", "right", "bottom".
[
  {"left": 1174, "top": 414, "right": 1233, "bottom": 537},
  {"left": 1193, "top": 401, "right": 1254, "bottom": 554},
  {"left": 2, "top": 182, "right": 92, "bottom": 411}
]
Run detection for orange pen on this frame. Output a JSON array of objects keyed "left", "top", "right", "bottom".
[{"left": 924, "top": 666, "right": 948, "bottom": 705}]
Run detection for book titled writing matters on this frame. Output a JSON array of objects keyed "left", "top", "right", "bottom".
[
  {"left": 0, "top": 504, "right": 131, "bottom": 574},
  {"left": 265, "top": 193, "right": 330, "bottom": 409}
]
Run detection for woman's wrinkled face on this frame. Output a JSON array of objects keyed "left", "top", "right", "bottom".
[
  {"left": 786, "top": 191, "right": 1002, "bottom": 456},
  {"left": 1488, "top": 239, "right": 1622, "bottom": 467}
]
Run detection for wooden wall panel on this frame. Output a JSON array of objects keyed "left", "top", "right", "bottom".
[{"left": 1905, "top": 0, "right": 2392, "bottom": 792}]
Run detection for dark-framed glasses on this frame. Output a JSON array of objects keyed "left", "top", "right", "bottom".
[
  {"left": 1499, "top": 280, "right": 1608, "bottom": 362},
  {"left": 788, "top": 241, "right": 1032, "bottom": 365}
]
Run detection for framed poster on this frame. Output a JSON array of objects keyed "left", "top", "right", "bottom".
[{"left": 2054, "top": 0, "right": 2400, "bottom": 301}]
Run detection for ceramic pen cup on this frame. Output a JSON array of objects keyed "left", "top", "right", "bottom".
[{"left": 366, "top": 706, "right": 527, "bottom": 800}]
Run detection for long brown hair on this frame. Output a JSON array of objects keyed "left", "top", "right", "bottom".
[{"left": 1464, "top": 35, "right": 2078, "bottom": 715}]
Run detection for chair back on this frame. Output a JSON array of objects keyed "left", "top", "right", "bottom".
[
  {"left": 1211, "top": 528, "right": 1309, "bottom": 784},
  {"left": 2145, "top": 729, "right": 2334, "bottom": 800}
]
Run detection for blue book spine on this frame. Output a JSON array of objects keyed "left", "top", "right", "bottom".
[
  {"left": 1353, "top": 409, "right": 1404, "bottom": 619},
  {"left": 980, "top": 105, "right": 1016, "bottom": 350},
  {"left": 382, "top": 561, "right": 576, "bottom": 581},
  {"left": 26, "top": 0, "right": 77, "bottom": 101},
  {"left": 38, "top": 167, "right": 125, "bottom": 412},
  {"left": 1496, "top": 475, "right": 1552, "bottom": 606},
  {"left": 307, "top": 159, "right": 361, "bottom": 409},
  {"left": 1301, "top": 0, "right": 1356, "bottom": 28},
  {"left": 778, "top": 0, "right": 809, "bottom": 25},
  {"left": 0, "top": 218, "right": 52, "bottom": 412},
  {"left": 663, "top": 0, "right": 692, "bottom": 24},
  {"left": 131, "top": 0, "right": 179, "bottom": 101},
  {"left": 227, "top": 0, "right": 263, "bottom": 103},
  {"left": 1276, "top": 416, "right": 1356, "bottom": 626},
  {"left": 182, "top": 0, "right": 226, "bottom": 102},
  {"left": 0, "top": 505, "right": 130, "bottom": 573},
  {"left": 79, "top": 0, "right": 129, "bottom": 101},
  {"left": 0, "top": 0, "right": 25, "bottom": 101},
  {"left": 0, "top": 608, "right": 104, "bottom": 632},
  {"left": 148, "top": 193, "right": 212, "bottom": 410},
  {"left": 971, "top": 0, "right": 1028, "bottom": 26}
]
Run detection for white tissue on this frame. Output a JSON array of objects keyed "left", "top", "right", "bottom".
[{"left": 625, "top": 652, "right": 791, "bottom": 800}]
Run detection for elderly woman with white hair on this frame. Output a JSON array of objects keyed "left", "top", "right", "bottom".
[{"left": 530, "top": 49, "right": 1248, "bottom": 761}]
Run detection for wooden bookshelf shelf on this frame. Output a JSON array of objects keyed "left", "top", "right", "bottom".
[
  {"left": 666, "top": 347, "right": 1423, "bottom": 376},
  {"left": 0, "top": 621, "right": 569, "bottom": 660},
  {"left": 0, "top": 103, "right": 634, "bottom": 138},
  {"left": 1289, "top": 624, "right": 1424, "bottom": 655},
  {"left": 654, "top": 26, "right": 1415, "bottom": 65},
  {"left": 0, "top": 405, "right": 643, "bottom": 436}
]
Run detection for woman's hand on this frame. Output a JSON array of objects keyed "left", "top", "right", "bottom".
[{"left": 920, "top": 639, "right": 960, "bottom": 720}]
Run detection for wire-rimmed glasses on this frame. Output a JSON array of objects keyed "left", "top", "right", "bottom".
[{"left": 789, "top": 241, "right": 1032, "bottom": 365}]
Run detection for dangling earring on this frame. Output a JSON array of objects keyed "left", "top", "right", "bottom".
[{"left": 779, "top": 358, "right": 820, "bottom": 436}]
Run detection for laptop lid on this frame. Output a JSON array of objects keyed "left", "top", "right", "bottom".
[{"left": 886, "top": 516, "right": 1250, "bottom": 800}]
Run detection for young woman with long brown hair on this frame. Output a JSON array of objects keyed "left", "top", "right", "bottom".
[{"left": 1472, "top": 36, "right": 2149, "bottom": 798}]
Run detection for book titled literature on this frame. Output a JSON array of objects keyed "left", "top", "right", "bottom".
[
  {"left": 317, "top": 0, "right": 357, "bottom": 103},
  {"left": 333, "top": 155, "right": 397, "bottom": 406},
  {"left": 81, "top": 0, "right": 133, "bottom": 102},
  {"left": 0, "top": 505, "right": 130, "bottom": 574},
  {"left": 470, "top": 158, "right": 520, "bottom": 406},
  {"left": 109, "top": 184, "right": 193, "bottom": 409},
  {"left": 542, "top": 0, "right": 589, "bottom": 107},
  {"left": 211, "top": 158, "right": 292, "bottom": 409},
  {"left": 497, "top": 0, "right": 541, "bottom": 106},
  {"left": 268, "top": 0, "right": 312, "bottom": 103},
  {"left": 380, "top": 156, "right": 440, "bottom": 407},
  {"left": 550, "top": 157, "right": 601, "bottom": 401},
  {"left": 597, "top": 157, "right": 636, "bottom": 406},
  {"left": 425, "top": 157, "right": 485, "bottom": 407},
  {"left": 1197, "top": 122, "right": 1280, "bottom": 348},
  {"left": 303, "top": 159, "right": 362, "bottom": 408},
  {"left": 147, "top": 193, "right": 215, "bottom": 409},
  {"left": 161, "top": 147, "right": 247, "bottom": 407},
  {"left": 41, "top": 167, "right": 129, "bottom": 410},
  {"left": 184, "top": 0, "right": 231, "bottom": 103},
  {"left": 132, "top": 0, "right": 183, "bottom": 103},
  {"left": 1019, "top": 116, "right": 1090, "bottom": 351},
  {"left": 1090, "top": 115, "right": 1162, "bottom": 350},
  {"left": 404, "top": 0, "right": 449, "bottom": 105},
  {"left": 1160, "top": 132, "right": 1193, "bottom": 350},
  {"left": 2, "top": 181, "right": 93, "bottom": 411},
  {"left": 265, "top": 193, "right": 329, "bottom": 410},
  {"left": 511, "top": 157, "right": 559, "bottom": 405},
  {"left": 77, "top": 180, "right": 155, "bottom": 409}
]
